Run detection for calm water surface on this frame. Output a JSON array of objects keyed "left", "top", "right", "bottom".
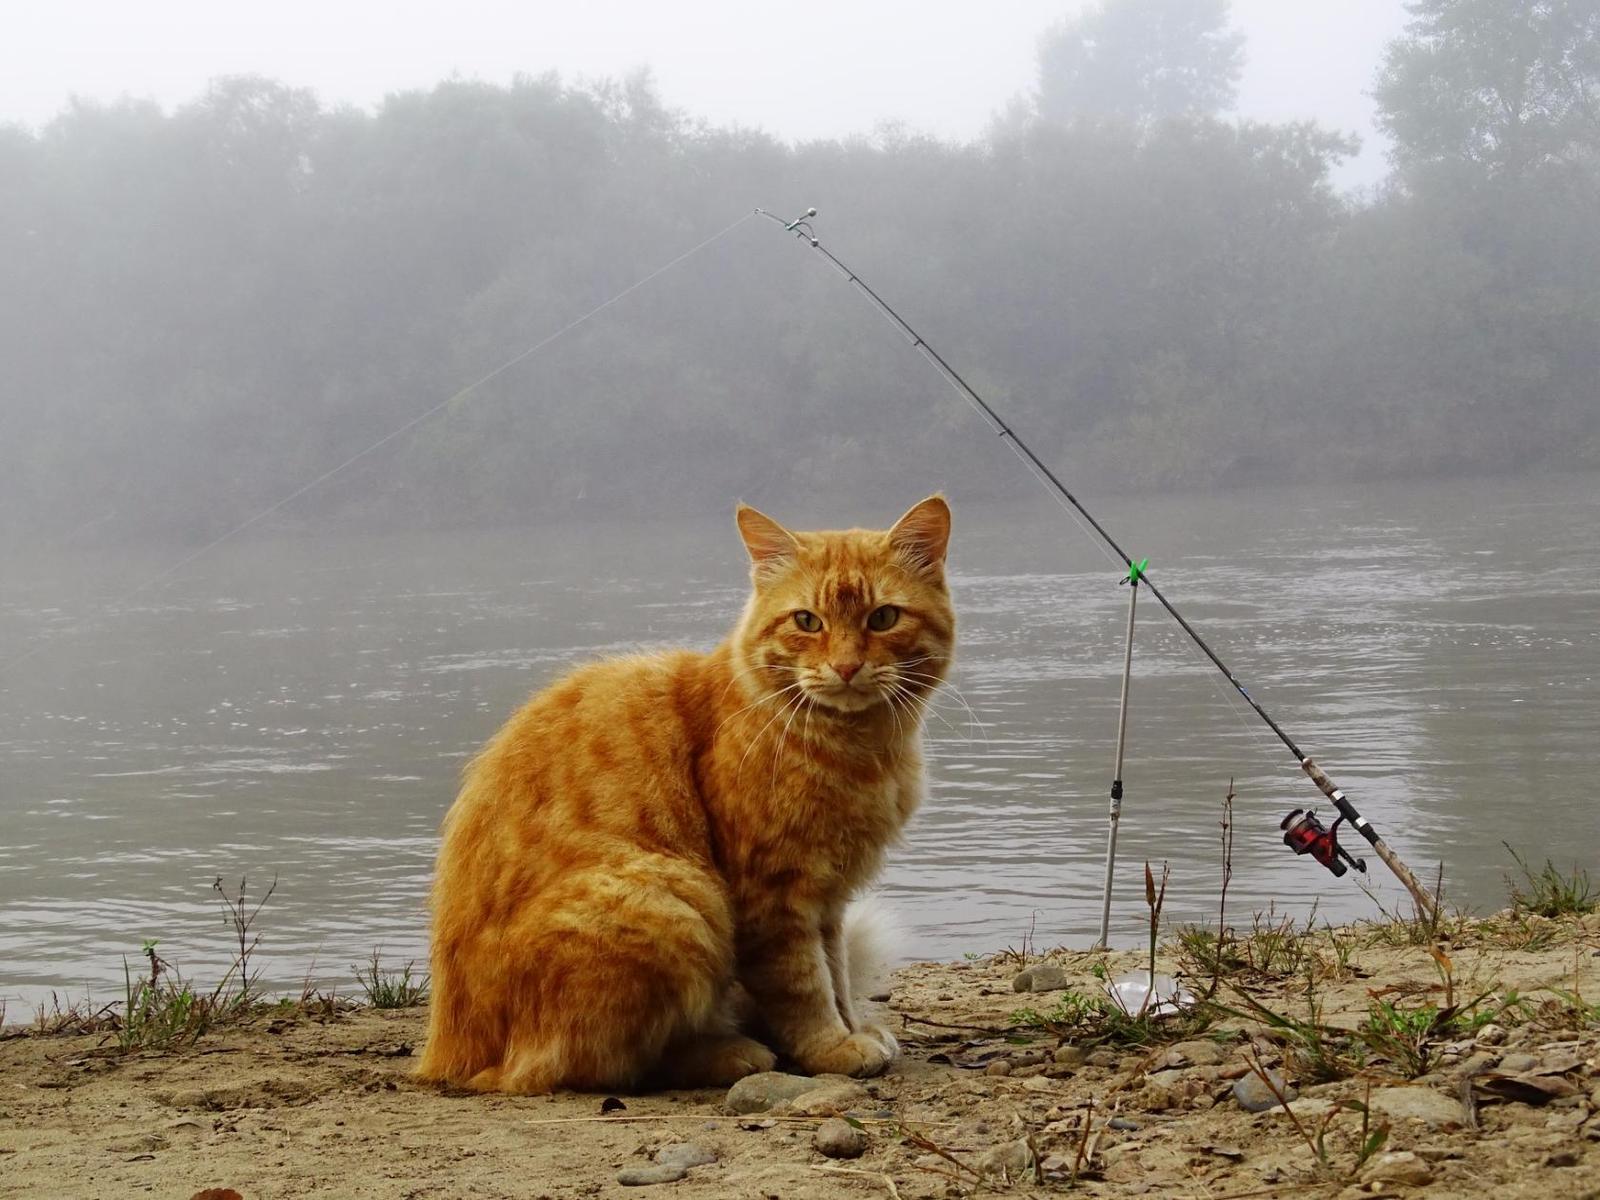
[{"left": 2, "top": 474, "right": 1597, "bottom": 1013}]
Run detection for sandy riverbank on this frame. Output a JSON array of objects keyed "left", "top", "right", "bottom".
[{"left": 2, "top": 909, "right": 1597, "bottom": 1199}]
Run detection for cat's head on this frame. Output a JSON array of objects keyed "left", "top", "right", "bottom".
[{"left": 732, "top": 496, "right": 955, "bottom": 716}]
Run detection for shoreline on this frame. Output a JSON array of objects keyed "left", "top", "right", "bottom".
[{"left": 2, "top": 906, "right": 1597, "bottom": 1198}]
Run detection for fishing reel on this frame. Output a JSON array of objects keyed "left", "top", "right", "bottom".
[{"left": 1281, "top": 808, "right": 1366, "bottom": 878}]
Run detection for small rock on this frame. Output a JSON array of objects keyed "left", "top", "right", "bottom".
[
  {"left": 985, "top": 1060, "right": 1013, "bottom": 1076},
  {"left": 654, "top": 1142, "right": 716, "bottom": 1170},
  {"left": 1086, "top": 1048, "right": 1121, "bottom": 1068},
  {"left": 1370, "top": 1086, "right": 1463, "bottom": 1130},
  {"left": 1021, "top": 1075, "right": 1053, "bottom": 1092},
  {"left": 813, "top": 1117, "right": 867, "bottom": 1159},
  {"left": 867, "top": 990, "right": 891, "bottom": 1003},
  {"left": 1010, "top": 1049, "right": 1049, "bottom": 1067},
  {"left": 726, "top": 1072, "right": 835, "bottom": 1115},
  {"left": 1286, "top": 1097, "right": 1338, "bottom": 1120},
  {"left": 1232, "top": 1070, "right": 1295, "bottom": 1113},
  {"left": 1108, "top": 1117, "right": 1140, "bottom": 1131},
  {"left": 1475, "top": 1023, "right": 1508, "bottom": 1046},
  {"left": 1360, "top": 1151, "right": 1433, "bottom": 1187},
  {"left": 1499, "top": 1052, "right": 1539, "bottom": 1074},
  {"left": 1454, "top": 1051, "right": 1499, "bottom": 1078},
  {"left": 617, "top": 1164, "right": 688, "bottom": 1186},
  {"left": 1012, "top": 964, "right": 1070, "bottom": 993},
  {"left": 785, "top": 1079, "right": 872, "bottom": 1116},
  {"left": 1544, "top": 1148, "right": 1581, "bottom": 1168},
  {"left": 1053, "top": 1045, "right": 1087, "bottom": 1067},
  {"left": 977, "top": 1138, "right": 1035, "bottom": 1179},
  {"left": 1166, "top": 1039, "right": 1227, "bottom": 1068}
]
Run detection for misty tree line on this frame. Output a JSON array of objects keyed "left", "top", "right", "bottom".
[{"left": 1, "top": 0, "right": 1597, "bottom": 546}]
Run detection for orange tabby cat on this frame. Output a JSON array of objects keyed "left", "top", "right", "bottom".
[{"left": 416, "top": 496, "right": 954, "bottom": 1093}]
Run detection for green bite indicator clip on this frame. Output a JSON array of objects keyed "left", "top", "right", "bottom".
[{"left": 1123, "top": 557, "right": 1148, "bottom": 586}]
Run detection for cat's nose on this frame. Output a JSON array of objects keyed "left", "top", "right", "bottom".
[{"left": 834, "top": 662, "right": 862, "bottom": 683}]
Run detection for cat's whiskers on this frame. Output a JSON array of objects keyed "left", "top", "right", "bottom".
[
  {"left": 734, "top": 685, "right": 813, "bottom": 780},
  {"left": 886, "top": 671, "right": 987, "bottom": 748},
  {"left": 714, "top": 679, "right": 807, "bottom": 742},
  {"left": 767, "top": 687, "right": 816, "bottom": 795},
  {"left": 892, "top": 668, "right": 990, "bottom": 747}
]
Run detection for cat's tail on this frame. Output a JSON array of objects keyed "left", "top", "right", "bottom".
[{"left": 844, "top": 895, "right": 903, "bottom": 1003}]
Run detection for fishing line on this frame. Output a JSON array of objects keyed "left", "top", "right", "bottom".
[
  {"left": 0, "top": 211, "right": 758, "bottom": 679},
  {"left": 757, "top": 206, "right": 1439, "bottom": 920}
]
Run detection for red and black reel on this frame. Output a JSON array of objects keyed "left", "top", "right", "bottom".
[{"left": 1281, "top": 808, "right": 1367, "bottom": 878}]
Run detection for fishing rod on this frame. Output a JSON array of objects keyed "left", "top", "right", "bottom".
[{"left": 755, "top": 206, "right": 1439, "bottom": 922}]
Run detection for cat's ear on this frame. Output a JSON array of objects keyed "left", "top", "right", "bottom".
[
  {"left": 736, "top": 503, "right": 798, "bottom": 570},
  {"left": 889, "top": 494, "right": 951, "bottom": 573}
]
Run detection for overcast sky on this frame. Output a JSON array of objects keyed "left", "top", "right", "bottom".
[{"left": 2, "top": 1, "right": 1408, "bottom": 188}]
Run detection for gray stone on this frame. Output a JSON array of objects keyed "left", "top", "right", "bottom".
[
  {"left": 1232, "top": 1070, "right": 1296, "bottom": 1113},
  {"left": 1012, "top": 963, "right": 1071, "bottom": 993},
  {"left": 1475, "top": 1023, "right": 1508, "bottom": 1046},
  {"left": 1500, "top": 1052, "right": 1540, "bottom": 1073},
  {"left": 1454, "top": 1051, "right": 1500, "bottom": 1078},
  {"left": 618, "top": 1164, "right": 688, "bottom": 1186},
  {"left": 1086, "top": 1049, "right": 1122, "bottom": 1068},
  {"left": 1369, "top": 1086, "right": 1464, "bottom": 1130},
  {"left": 653, "top": 1142, "right": 716, "bottom": 1170},
  {"left": 977, "top": 1138, "right": 1035, "bottom": 1179},
  {"left": 1108, "top": 1117, "right": 1141, "bottom": 1131},
  {"left": 985, "top": 1060, "right": 1013, "bottom": 1076},
  {"left": 1166, "top": 1039, "right": 1228, "bottom": 1068},
  {"left": 726, "top": 1071, "right": 836, "bottom": 1115},
  {"left": 1359, "top": 1151, "right": 1433, "bottom": 1187},
  {"left": 784, "top": 1079, "right": 872, "bottom": 1117},
  {"left": 1053, "top": 1044, "right": 1087, "bottom": 1067},
  {"left": 812, "top": 1117, "right": 868, "bottom": 1160}
]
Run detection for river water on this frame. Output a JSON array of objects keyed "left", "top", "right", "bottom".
[{"left": 2, "top": 473, "right": 1596, "bottom": 1014}]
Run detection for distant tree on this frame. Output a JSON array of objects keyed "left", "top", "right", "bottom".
[
  {"left": 1036, "top": 0, "right": 1245, "bottom": 125},
  {"left": 1375, "top": 0, "right": 1600, "bottom": 177}
]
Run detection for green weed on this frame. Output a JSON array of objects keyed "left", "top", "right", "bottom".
[
  {"left": 1504, "top": 844, "right": 1596, "bottom": 918},
  {"left": 353, "top": 950, "right": 430, "bottom": 1009}
]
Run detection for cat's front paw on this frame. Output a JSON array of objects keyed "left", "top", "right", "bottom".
[{"left": 797, "top": 1030, "right": 898, "bottom": 1078}]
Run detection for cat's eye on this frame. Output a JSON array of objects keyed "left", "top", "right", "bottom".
[
  {"left": 793, "top": 610, "right": 823, "bottom": 633},
  {"left": 867, "top": 605, "right": 900, "bottom": 632}
]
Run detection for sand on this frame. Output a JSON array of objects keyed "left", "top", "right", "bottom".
[{"left": 3, "top": 910, "right": 1597, "bottom": 1199}]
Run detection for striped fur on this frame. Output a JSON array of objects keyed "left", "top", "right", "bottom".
[{"left": 417, "top": 497, "right": 954, "bottom": 1094}]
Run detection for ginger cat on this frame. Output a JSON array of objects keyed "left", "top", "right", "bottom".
[{"left": 417, "top": 496, "right": 954, "bottom": 1094}]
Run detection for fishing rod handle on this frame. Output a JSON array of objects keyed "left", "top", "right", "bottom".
[{"left": 1301, "top": 757, "right": 1439, "bottom": 922}]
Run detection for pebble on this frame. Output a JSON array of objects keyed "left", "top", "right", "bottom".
[
  {"left": 1165, "top": 1039, "right": 1227, "bottom": 1068},
  {"left": 1499, "top": 1052, "right": 1539, "bottom": 1074},
  {"left": 1453, "top": 1051, "right": 1499, "bottom": 1078},
  {"left": 1053, "top": 1045, "right": 1087, "bottom": 1067},
  {"left": 1108, "top": 1117, "right": 1140, "bottom": 1131},
  {"left": 653, "top": 1142, "right": 716, "bottom": 1170},
  {"left": 1011, "top": 963, "right": 1071, "bottom": 993},
  {"left": 1086, "top": 1049, "right": 1122, "bottom": 1068},
  {"left": 785, "top": 1079, "right": 872, "bottom": 1116},
  {"left": 1475, "top": 1023, "right": 1508, "bottom": 1046},
  {"left": 985, "top": 1060, "right": 1013, "bottom": 1077},
  {"left": 617, "top": 1164, "right": 688, "bottom": 1186},
  {"left": 1359, "top": 1151, "right": 1433, "bottom": 1187},
  {"left": 1021, "top": 1075, "right": 1053, "bottom": 1092},
  {"left": 977, "top": 1138, "right": 1035, "bottom": 1179},
  {"left": 812, "top": 1117, "right": 867, "bottom": 1159},
  {"left": 1232, "top": 1070, "right": 1295, "bottom": 1113},
  {"left": 1369, "top": 1086, "right": 1463, "bottom": 1130},
  {"left": 726, "top": 1072, "right": 835, "bottom": 1115},
  {"left": 1545, "top": 1148, "right": 1581, "bottom": 1168}
]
